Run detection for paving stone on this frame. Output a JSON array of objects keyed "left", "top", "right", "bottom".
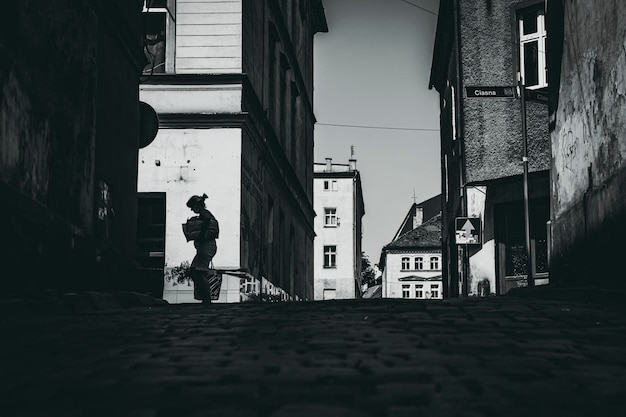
[{"left": 1, "top": 297, "right": 626, "bottom": 416}]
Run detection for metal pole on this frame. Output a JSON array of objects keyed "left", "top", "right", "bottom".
[{"left": 518, "top": 73, "right": 534, "bottom": 287}]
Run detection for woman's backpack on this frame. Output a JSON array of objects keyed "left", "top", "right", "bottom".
[{"left": 205, "top": 215, "right": 219, "bottom": 239}]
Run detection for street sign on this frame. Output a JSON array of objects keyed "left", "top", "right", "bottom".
[
  {"left": 465, "top": 86, "right": 516, "bottom": 98},
  {"left": 455, "top": 217, "right": 481, "bottom": 245},
  {"left": 524, "top": 89, "right": 549, "bottom": 104}
]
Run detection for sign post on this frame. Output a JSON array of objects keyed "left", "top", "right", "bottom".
[{"left": 518, "top": 74, "right": 534, "bottom": 287}]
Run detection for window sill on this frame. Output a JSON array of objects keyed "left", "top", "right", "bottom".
[{"left": 323, "top": 266, "right": 337, "bottom": 269}]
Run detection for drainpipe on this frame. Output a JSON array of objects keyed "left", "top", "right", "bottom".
[{"left": 453, "top": 0, "right": 468, "bottom": 298}]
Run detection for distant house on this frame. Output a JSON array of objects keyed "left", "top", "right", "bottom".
[
  {"left": 313, "top": 158, "right": 365, "bottom": 300},
  {"left": 379, "top": 197, "right": 443, "bottom": 300}
]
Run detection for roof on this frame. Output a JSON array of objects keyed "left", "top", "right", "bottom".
[
  {"left": 310, "top": 0, "right": 329, "bottom": 34},
  {"left": 384, "top": 213, "right": 442, "bottom": 250},
  {"left": 378, "top": 213, "right": 442, "bottom": 269},
  {"left": 362, "top": 284, "right": 382, "bottom": 299},
  {"left": 392, "top": 194, "right": 441, "bottom": 240}
]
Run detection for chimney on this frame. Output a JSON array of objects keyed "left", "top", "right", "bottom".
[
  {"left": 413, "top": 207, "right": 424, "bottom": 228},
  {"left": 325, "top": 157, "right": 332, "bottom": 172},
  {"left": 349, "top": 159, "right": 357, "bottom": 171}
]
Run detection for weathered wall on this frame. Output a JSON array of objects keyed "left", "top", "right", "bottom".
[
  {"left": 0, "top": 1, "right": 142, "bottom": 291},
  {"left": 550, "top": 0, "right": 626, "bottom": 288},
  {"left": 313, "top": 174, "right": 359, "bottom": 300},
  {"left": 460, "top": 0, "right": 550, "bottom": 183},
  {"left": 138, "top": 128, "right": 242, "bottom": 303}
]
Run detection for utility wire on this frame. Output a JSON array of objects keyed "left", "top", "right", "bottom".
[
  {"left": 399, "top": 0, "right": 438, "bottom": 16},
  {"left": 317, "top": 122, "right": 439, "bottom": 132}
]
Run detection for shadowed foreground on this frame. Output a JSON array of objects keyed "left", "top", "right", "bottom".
[{"left": 1, "top": 295, "right": 626, "bottom": 416}]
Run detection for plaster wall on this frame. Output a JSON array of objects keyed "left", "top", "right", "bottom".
[
  {"left": 313, "top": 176, "right": 357, "bottom": 300},
  {"left": 138, "top": 128, "right": 242, "bottom": 303},
  {"left": 140, "top": 84, "right": 242, "bottom": 114},
  {"left": 465, "top": 186, "right": 497, "bottom": 296},
  {"left": 460, "top": 0, "right": 550, "bottom": 183},
  {"left": 383, "top": 251, "right": 443, "bottom": 299},
  {"left": 550, "top": 0, "right": 626, "bottom": 288}
]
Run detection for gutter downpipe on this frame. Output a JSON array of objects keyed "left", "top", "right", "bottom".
[{"left": 453, "top": 0, "right": 468, "bottom": 298}]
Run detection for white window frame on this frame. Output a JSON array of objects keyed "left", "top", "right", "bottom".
[
  {"left": 415, "top": 257, "right": 424, "bottom": 270},
  {"left": 518, "top": 6, "right": 547, "bottom": 89},
  {"left": 430, "top": 256, "right": 440, "bottom": 271},
  {"left": 431, "top": 284, "right": 440, "bottom": 299},
  {"left": 324, "top": 208, "right": 338, "bottom": 227},
  {"left": 402, "top": 284, "right": 411, "bottom": 299},
  {"left": 401, "top": 257, "right": 410, "bottom": 270},
  {"left": 415, "top": 284, "right": 424, "bottom": 299},
  {"left": 323, "top": 180, "right": 337, "bottom": 191},
  {"left": 323, "top": 245, "right": 337, "bottom": 268}
]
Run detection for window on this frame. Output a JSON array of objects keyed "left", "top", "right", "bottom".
[
  {"left": 142, "top": 0, "right": 175, "bottom": 75},
  {"left": 415, "top": 257, "right": 424, "bottom": 270},
  {"left": 415, "top": 284, "right": 424, "bottom": 299},
  {"left": 323, "top": 180, "right": 338, "bottom": 191},
  {"left": 431, "top": 284, "right": 440, "bottom": 299},
  {"left": 324, "top": 208, "right": 338, "bottom": 227},
  {"left": 323, "top": 245, "right": 337, "bottom": 268},
  {"left": 430, "top": 256, "right": 440, "bottom": 270},
  {"left": 402, "top": 284, "right": 411, "bottom": 299},
  {"left": 401, "top": 257, "right": 410, "bottom": 270},
  {"left": 518, "top": 5, "right": 547, "bottom": 89}
]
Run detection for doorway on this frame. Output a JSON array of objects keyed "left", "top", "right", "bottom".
[
  {"left": 495, "top": 197, "right": 549, "bottom": 294},
  {"left": 136, "top": 193, "right": 166, "bottom": 298}
]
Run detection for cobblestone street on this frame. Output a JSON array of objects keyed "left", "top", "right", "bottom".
[{"left": 2, "top": 294, "right": 626, "bottom": 417}]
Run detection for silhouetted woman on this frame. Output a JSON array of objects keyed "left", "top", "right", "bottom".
[{"left": 186, "top": 194, "right": 218, "bottom": 304}]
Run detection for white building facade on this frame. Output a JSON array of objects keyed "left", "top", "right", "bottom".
[
  {"left": 313, "top": 158, "right": 365, "bottom": 300},
  {"left": 380, "top": 214, "right": 443, "bottom": 299},
  {"left": 137, "top": 0, "right": 327, "bottom": 303}
]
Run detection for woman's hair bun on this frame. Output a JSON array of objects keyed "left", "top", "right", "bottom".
[{"left": 202, "top": 193, "right": 208, "bottom": 200}]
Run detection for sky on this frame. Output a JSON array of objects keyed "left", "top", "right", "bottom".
[{"left": 313, "top": 0, "right": 441, "bottom": 266}]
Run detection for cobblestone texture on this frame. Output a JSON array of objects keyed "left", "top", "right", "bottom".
[{"left": 1, "top": 295, "right": 626, "bottom": 416}]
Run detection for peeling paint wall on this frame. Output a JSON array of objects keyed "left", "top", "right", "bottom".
[{"left": 550, "top": 0, "right": 626, "bottom": 288}]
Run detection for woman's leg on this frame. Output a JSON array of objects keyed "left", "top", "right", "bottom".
[{"left": 190, "top": 268, "right": 212, "bottom": 302}]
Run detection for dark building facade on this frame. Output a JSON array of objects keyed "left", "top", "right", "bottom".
[
  {"left": 0, "top": 1, "right": 147, "bottom": 292},
  {"left": 429, "top": 0, "right": 551, "bottom": 297},
  {"left": 546, "top": 1, "right": 626, "bottom": 290}
]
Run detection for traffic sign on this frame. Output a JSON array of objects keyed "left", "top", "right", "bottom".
[
  {"left": 455, "top": 217, "right": 481, "bottom": 245},
  {"left": 465, "top": 86, "right": 516, "bottom": 98}
]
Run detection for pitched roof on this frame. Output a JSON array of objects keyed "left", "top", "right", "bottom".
[
  {"left": 392, "top": 194, "right": 441, "bottom": 241},
  {"left": 383, "top": 213, "right": 442, "bottom": 251}
]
